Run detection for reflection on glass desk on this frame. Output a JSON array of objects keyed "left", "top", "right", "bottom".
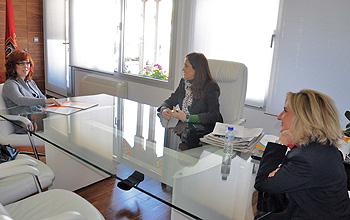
[{"left": 0, "top": 94, "right": 260, "bottom": 220}]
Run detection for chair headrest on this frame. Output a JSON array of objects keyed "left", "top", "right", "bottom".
[{"left": 208, "top": 59, "right": 247, "bottom": 83}]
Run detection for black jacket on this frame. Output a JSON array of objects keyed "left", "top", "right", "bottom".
[
  {"left": 255, "top": 142, "right": 350, "bottom": 220},
  {"left": 158, "top": 78, "right": 223, "bottom": 124}
]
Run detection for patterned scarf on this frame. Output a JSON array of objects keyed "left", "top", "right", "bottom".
[{"left": 182, "top": 80, "right": 193, "bottom": 115}]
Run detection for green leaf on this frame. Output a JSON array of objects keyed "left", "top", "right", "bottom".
[
  {"left": 345, "top": 111, "right": 350, "bottom": 121},
  {"left": 347, "top": 123, "right": 350, "bottom": 129}
]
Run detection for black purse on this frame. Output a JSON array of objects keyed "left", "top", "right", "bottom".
[{"left": 0, "top": 144, "right": 19, "bottom": 163}]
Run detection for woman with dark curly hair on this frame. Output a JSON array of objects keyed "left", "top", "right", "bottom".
[{"left": 3, "top": 50, "right": 60, "bottom": 108}]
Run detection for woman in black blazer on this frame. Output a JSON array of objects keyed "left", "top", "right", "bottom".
[
  {"left": 255, "top": 89, "right": 350, "bottom": 220},
  {"left": 158, "top": 52, "right": 223, "bottom": 125}
]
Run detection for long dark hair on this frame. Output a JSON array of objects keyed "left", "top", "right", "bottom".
[
  {"left": 5, "top": 50, "right": 35, "bottom": 81},
  {"left": 186, "top": 52, "right": 217, "bottom": 99}
]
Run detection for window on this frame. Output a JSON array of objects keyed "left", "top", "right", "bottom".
[
  {"left": 70, "top": 0, "right": 120, "bottom": 74},
  {"left": 123, "top": 0, "right": 173, "bottom": 81},
  {"left": 70, "top": 0, "right": 174, "bottom": 83}
]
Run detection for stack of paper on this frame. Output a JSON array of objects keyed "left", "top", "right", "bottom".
[
  {"left": 200, "top": 122, "right": 264, "bottom": 153},
  {"left": 41, "top": 100, "right": 98, "bottom": 115}
]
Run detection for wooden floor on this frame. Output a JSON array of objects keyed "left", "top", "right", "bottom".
[{"left": 15, "top": 146, "right": 173, "bottom": 220}]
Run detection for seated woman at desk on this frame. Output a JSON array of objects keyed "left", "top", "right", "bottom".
[
  {"left": 254, "top": 89, "right": 350, "bottom": 220},
  {"left": 3, "top": 50, "right": 60, "bottom": 108},
  {"left": 158, "top": 52, "right": 223, "bottom": 125}
]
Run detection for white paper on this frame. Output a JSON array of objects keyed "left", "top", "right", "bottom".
[
  {"left": 211, "top": 122, "right": 263, "bottom": 139},
  {"left": 157, "top": 112, "right": 179, "bottom": 128},
  {"left": 212, "top": 122, "right": 244, "bottom": 137},
  {"left": 60, "top": 101, "right": 98, "bottom": 109},
  {"left": 167, "top": 117, "right": 179, "bottom": 127},
  {"left": 41, "top": 101, "right": 98, "bottom": 115}
]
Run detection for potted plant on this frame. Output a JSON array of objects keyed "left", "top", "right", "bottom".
[{"left": 138, "top": 63, "right": 168, "bottom": 80}]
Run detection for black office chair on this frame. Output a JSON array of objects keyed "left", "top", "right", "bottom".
[
  {"left": 339, "top": 150, "right": 350, "bottom": 191},
  {"left": 343, "top": 161, "right": 350, "bottom": 191},
  {"left": 254, "top": 191, "right": 288, "bottom": 220}
]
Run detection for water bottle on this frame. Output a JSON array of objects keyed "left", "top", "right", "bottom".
[
  {"left": 223, "top": 126, "right": 234, "bottom": 154},
  {"left": 221, "top": 153, "right": 232, "bottom": 180}
]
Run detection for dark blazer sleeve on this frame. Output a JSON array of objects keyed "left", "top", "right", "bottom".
[
  {"left": 157, "top": 78, "right": 185, "bottom": 112},
  {"left": 192, "top": 81, "right": 223, "bottom": 124},
  {"left": 255, "top": 143, "right": 315, "bottom": 194},
  {"left": 254, "top": 142, "right": 288, "bottom": 192}
]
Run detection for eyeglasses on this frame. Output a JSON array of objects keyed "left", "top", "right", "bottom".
[{"left": 16, "top": 61, "right": 31, "bottom": 66}]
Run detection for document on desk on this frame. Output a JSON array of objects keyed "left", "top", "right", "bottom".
[
  {"left": 211, "top": 122, "right": 262, "bottom": 139},
  {"left": 200, "top": 122, "right": 264, "bottom": 153},
  {"left": 41, "top": 100, "right": 98, "bottom": 115}
]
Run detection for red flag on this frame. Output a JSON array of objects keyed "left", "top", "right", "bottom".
[{"left": 5, "top": 0, "right": 18, "bottom": 60}]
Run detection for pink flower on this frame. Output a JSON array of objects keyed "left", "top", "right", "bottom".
[{"left": 154, "top": 64, "right": 163, "bottom": 70}]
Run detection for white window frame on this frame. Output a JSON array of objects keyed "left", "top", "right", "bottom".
[{"left": 115, "top": 0, "right": 177, "bottom": 90}]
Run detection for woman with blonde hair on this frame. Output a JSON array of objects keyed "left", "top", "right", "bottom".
[{"left": 255, "top": 89, "right": 350, "bottom": 220}]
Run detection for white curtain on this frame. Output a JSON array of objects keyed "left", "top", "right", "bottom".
[
  {"left": 190, "top": 0, "right": 279, "bottom": 107},
  {"left": 70, "top": 0, "right": 120, "bottom": 74}
]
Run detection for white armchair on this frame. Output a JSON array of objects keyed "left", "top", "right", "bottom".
[
  {"left": 208, "top": 59, "right": 248, "bottom": 125},
  {"left": 0, "top": 189, "right": 104, "bottom": 220},
  {"left": 0, "top": 154, "right": 54, "bottom": 205},
  {"left": 0, "top": 84, "right": 45, "bottom": 159}
]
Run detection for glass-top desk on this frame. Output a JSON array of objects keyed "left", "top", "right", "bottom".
[{"left": 0, "top": 94, "right": 260, "bottom": 220}]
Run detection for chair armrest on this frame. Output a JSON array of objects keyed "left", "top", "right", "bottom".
[
  {"left": 40, "top": 211, "right": 88, "bottom": 220},
  {"left": 231, "top": 118, "right": 246, "bottom": 126},
  {"left": 2, "top": 115, "right": 32, "bottom": 126},
  {"left": 0, "top": 158, "right": 38, "bottom": 170},
  {"left": 0, "top": 165, "right": 40, "bottom": 179}
]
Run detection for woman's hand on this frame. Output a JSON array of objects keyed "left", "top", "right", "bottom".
[
  {"left": 279, "top": 130, "right": 294, "bottom": 146},
  {"left": 268, "top": 168, "right": 280, "bottom": 177},
  {"left": 27, "top": 121, "right": 34, "bottom": 132},
  {"left": 45, "top": 98, "right": 61, "bottom": 106},
  {"left": 172, "top": 107, "right": 186, "bottom": 121},
  {"left": 161, "top": 107, "right": 173, "bottom": 120}
]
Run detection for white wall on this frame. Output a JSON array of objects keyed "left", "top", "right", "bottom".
[{"left": 242, "top": 107, "right": 280, "bottom": 136}]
